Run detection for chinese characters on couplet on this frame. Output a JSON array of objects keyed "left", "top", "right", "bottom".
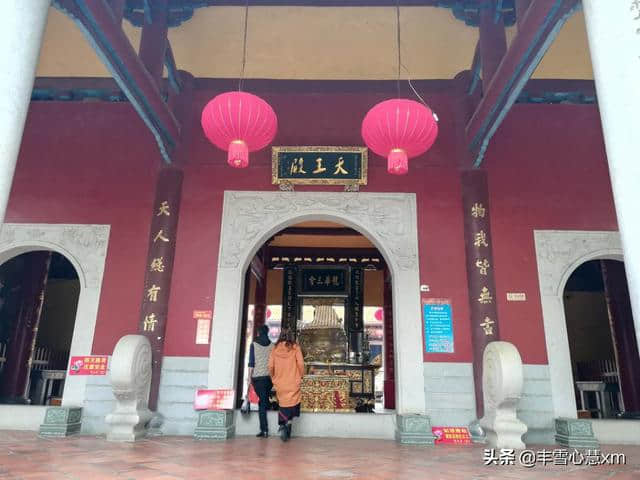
[
  {"left": 147, "top": 285, "right": 161, "bottom": 302},
  {"left": 470, "top": 201, "right": 495, "bottom": 335},
  {"left": 150, "top": 257, "right": 165, "bottom": 272},
  {"left": 471, "top": 202, "right": 486, "bottom": 218},
  {"left": 141, "top": 198, "right": 173, "bottom": 335},
  {"left": 475, "top": 258, "right": 490, "bottom": 275},
  {"left": 143, "top": 313, "right": 157, "bottom": 332},
  {"left": 479, "top": 317, "right": 495, "bottom": 336},
  {"left": 473, "top": 230, "right": 489, "bottom": 248},
  {"left": 153, "top": 229, "right": 170, "bottom": 243},
  {"left": 477, "top": 287, "right": 493, "bottom": 305},
  {"left": 157, "top": 201, "right": 170, "bottom": 216}
]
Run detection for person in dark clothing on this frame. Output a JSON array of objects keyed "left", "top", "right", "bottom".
[{"left": 247, "top": 324, "right": 273, "bottom": 437}]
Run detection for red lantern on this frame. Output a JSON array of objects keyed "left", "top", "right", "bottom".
[
  {"left": 201, "top": 91, "right": 277, "bottom": 168},
  {"left": 361, "top": 99, "right": 438, "bottom": 175}
]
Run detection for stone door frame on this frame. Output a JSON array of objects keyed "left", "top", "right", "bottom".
[
  {"left": 534, "top": 230, "right": 623, "bottom": 418},
  {"left": 207, "top": 191, "right": 426, "bottom": 415},
  {"left": 0, "top": 223, "right": 110, "bottom": 407}
]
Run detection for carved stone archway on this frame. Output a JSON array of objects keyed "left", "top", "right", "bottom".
[
  {"left": 534, "top": 230, "right": 623, "bottom": 418},
  {"left": 0, "top": 223, "right": 110, "bottom": 408},
  {"left": 208, "top": 191, "right": 426, "bottom": 415}
]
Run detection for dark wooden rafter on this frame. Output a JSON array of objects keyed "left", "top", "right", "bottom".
[
  {"left": 478, "top": 1, "right": 507, "bottom": 87},
  {"left": 139, "top": 0, "right": 169, "bottom": 83},
  {"left": 53, "top": 0, "right": 181, "bottom": 164},
  {"left": 465, "top": 0, "right": 579, "bottom": 167},
  {"left": 122, "top": 0, "right": 516, "bottom": 28},
  {"left": 467, "top": 41, "right": 481, "bottom": 95}
]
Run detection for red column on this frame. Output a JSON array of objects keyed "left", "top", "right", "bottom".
[
  {"left": 601, "top": 260, "right": 640, "bottom": 412},
  {"left": 138, "top": 168, "right": 183, "bottom": 411},
  {"left": 461, "top": 169, "right": 500, "bottom": 419},
  {"left": 383, "top": 268, "right": 395, "bottom": 410},
  {"left": 0, "top": 251, "right": 51, "bottom": 402}
]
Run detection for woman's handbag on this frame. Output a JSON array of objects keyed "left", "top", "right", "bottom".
[{"left": 240, "top": 394, "right": 250, "bottom": 414}]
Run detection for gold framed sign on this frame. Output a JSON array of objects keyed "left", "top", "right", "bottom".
[{"left": 272, "top": 146, "right": 368, "bottom": 186}]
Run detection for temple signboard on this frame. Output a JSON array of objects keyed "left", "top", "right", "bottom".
[
  {"left": 299, "top": 267, "right": 348, "bottom": 296},
  {"left": 423, "top": 299, "right": 454, "bottom": 353},
  {"left": 272, "top": 146, "right": 367, "bottom": 187}
]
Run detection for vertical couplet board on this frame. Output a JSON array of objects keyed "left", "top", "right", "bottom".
[
  {"left": 347, "top": 267, "right": 365, "bottom": 358},
  {"left": 281, "top": 265, "right": 299, "bottom": 334}
]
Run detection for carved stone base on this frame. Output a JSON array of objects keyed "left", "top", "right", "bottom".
[
  {"left": 106, "top": 408, "right": 153, "bottom": 442},
  {"left": 555, "top": 417, "right": 599, "bottom": 449},
  {"left": 194, "top": 410, "right": 235, "bottom": 440},
  {"left": 105, "top": 335, "right": 153, "bottom": 442},
  {"left": 39, "top": 407, "right": 82, "bottom": 437},
  {"left": 479, "top": 341, "right": 528, "bottom": 449},
  {"left": 395, "top": 414, "right": 436, "bottom": 445}
]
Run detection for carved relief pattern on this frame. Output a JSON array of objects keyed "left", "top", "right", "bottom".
[
  {"left": 483, "top": 346, "right": 500, "bottom": 411},
  {"left": 0, "top": 224, "right": 110, "bottom": 288},
  {"left": 534, "top": 230, "right": 622, "bottom": 296},
  {"left": 133, "top": 341, "right": 153, "bottom": 402},
  {"left": 219, "top": 192, "right": 418, "bottom": 271}
]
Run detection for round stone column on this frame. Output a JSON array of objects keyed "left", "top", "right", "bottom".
[
  {"left": 0, "top": 1, "right": 51, "bottom": 223},
  {"left": 583, "top": 1, "right": 640, "bottom": 355}
]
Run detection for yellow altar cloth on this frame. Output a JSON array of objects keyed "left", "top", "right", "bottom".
[{"left": 300, "top": 375, "right": 352, "bottom": 413}]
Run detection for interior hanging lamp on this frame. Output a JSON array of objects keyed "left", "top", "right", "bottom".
[
  {"left": 361, "top": 2, "right": 438, "bottom": 175},
  {"left": 201, "top": 1, "right": 277, "bottom": 168}
]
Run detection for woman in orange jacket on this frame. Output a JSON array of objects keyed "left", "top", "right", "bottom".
[{"left": 268, "top": 328, "right": 304, "bottom": 441}]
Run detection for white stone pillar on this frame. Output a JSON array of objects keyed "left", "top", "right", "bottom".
[
  {"left": 0, "top": 1, "right": 51, "bottom": 223},
  {"left": 583, "top": 1, "right": 640, "bottom": 355}
]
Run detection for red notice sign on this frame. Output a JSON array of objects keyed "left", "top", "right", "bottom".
[
  {"left": 68, "top": 356, "right": 108, "bottom": 376},
  {"left": 194, "top": 389, "right": 235, "bottom": 411},
  {"left": 432, "top": 426, "right": 472, "bottom": 445}
]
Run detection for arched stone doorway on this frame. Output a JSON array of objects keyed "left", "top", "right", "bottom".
[
  {"left": 0, "top": 224, "right": 109, "bottom": 429},
  {"left": 234, "top": 219, "right": 395, "bottom": 417},
  {"left": 534, "top": 230, "right": 631, "bottom": 419},
  {"left": 563, "top": 259, "right": 640, "bottom": 418},
  {"left": 207, "top": 191, "right": 425, "bottom": 417},
  {"left": 0, "top": 251, "right": 80, "bottom": 405}
]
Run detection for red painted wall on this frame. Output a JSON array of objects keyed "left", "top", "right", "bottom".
[
  {"left": 9, "top": 80, "right": 616, "bottom": 366},
  {"left": 9, "top": 103, "right": 158, "bottom": 353},
  {"left": 486, "top": 104, "right": 616, "bottom": 364}
]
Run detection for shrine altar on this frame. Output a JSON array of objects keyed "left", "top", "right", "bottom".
[{"left": 301, "top": 375, "right": 351, "bottom": 412}]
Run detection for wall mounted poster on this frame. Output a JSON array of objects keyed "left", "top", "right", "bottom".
[
  {"left": 423, "top": 299, "right": 454, "bottom": 353},
  {"left": 68, "top": 356, "right": 108, "bottom": 375}
]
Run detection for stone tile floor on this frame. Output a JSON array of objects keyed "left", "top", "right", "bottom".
[{"left": 0, "top": 431, "right": 638, "bottom": 480}]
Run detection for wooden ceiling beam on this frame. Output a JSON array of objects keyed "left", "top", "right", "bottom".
[
  {"left": 465, "top": 0, "right": 579, "bottom": 167},
  {"left": 139, "top": 0, "right": 169, "bottom": 85},
  {"left": 54, "top": 0, "right": 181, "bottom": 163}
]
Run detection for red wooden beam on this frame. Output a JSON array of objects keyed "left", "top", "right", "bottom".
[
  {"left": 465, "top": 0, "right": 579, "bottom": 167},
  {"left": 139, "top": 0, "right": 169, "bottom": 84},
  {"left": 56, "top": 0, "right": 180, "bottom": 163},
  {"left": 478, "top": 1, "right": 506, "bottom": 86}
]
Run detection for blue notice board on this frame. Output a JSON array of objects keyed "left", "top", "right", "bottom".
[{"left": 423, "top": 300, "right": 454, "bottom": 353}]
